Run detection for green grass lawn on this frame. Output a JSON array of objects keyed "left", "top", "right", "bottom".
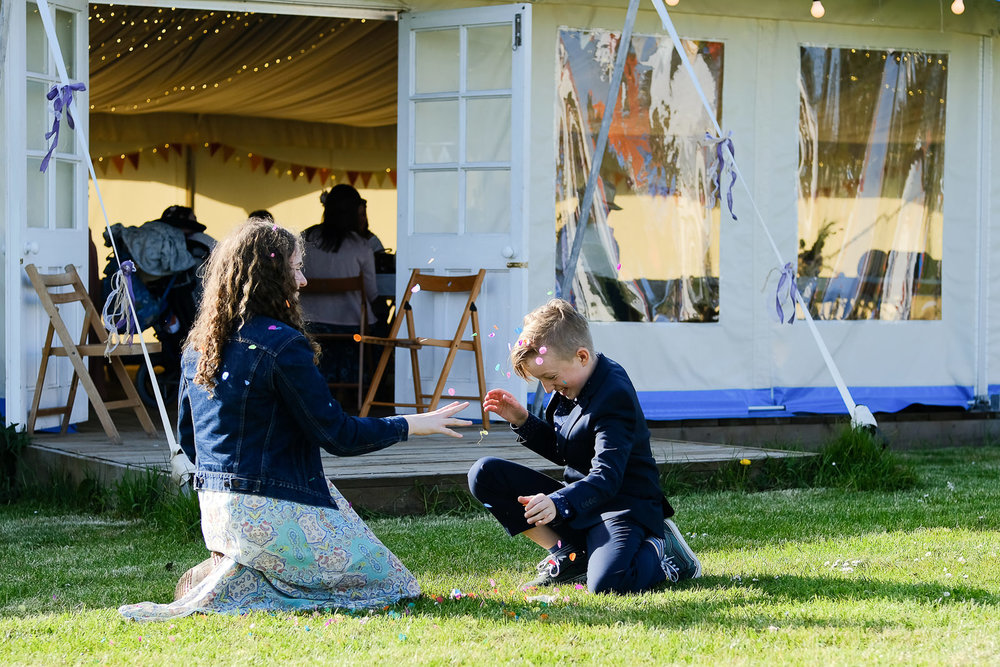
[{"left": 1, "top": 446, "right": 999, "bottom": 665}]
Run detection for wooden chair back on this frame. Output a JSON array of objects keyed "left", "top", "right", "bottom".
[{"left": 298, "top": 273, "right": 368, "bottom": 411}]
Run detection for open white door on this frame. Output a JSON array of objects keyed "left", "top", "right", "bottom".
[
  {"left": 3, "top": 0, "right": 90, "bottom": 428},
  {"left": 397, "top": 4, "right": 531, "bottom": 417}
]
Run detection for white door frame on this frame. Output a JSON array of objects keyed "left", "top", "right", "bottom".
[{"left": 397, "top": 4, "right": 532, "bottom": 415}]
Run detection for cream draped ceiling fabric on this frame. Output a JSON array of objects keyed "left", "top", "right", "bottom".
[{"left": 88, "top": 6, "right": 398, "bottom": 169}]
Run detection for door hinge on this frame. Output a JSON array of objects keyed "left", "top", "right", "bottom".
[
  {"left": 506, "top": 261, "right": 528, "bottom": 269},
  {"left": 513, "top": 14, "right": 521, "bottom": 50}
]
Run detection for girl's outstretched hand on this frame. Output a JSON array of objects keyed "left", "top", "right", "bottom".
[
  {"left": 402, "top": 401, "right": 473, "bottom": 438},
  {"left": 483, "top": 389, "right": 529, "bottom": 428}
]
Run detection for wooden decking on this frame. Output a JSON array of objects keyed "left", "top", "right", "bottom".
[{"left": 24, "top": 417, "right": 811, "bottom": 514}]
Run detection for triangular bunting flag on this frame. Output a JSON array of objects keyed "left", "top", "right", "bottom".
[
  {"left": 290, "top": 164, "right": 302, "bottom": 181},
  {"left": 208, "top": 143, "right": 222, "bottom": 157},
  {"left": 360, "top": 172, "right": 373, "bottom": 188},
  {"left": 388, "top": 170, "right": 397, "bottom": 186},
  {"left": 346, "top": 171, "right": 360, "bottom": 186},
  {"left": 126, "top": 152, "right": 140, "bottom": 170},
  {"left": 171, "top": 144, "right": 184, "bottom": 157},
  {"left": 304, "top": 166, "right": 317, "bottom": 183},
  {"left": 157, "top": 146, "right": 170, "bottom": 163},
  {"left": 249, "top": 155, "right": 262, "bottom": 172},
  {"left": 97, "top": 158, "right": 109, "bottom": 175},
  {"left": 222, "top": 146, "right": 235, "bottom": 163},
  {"left": 111, "top": 155, "right": 126, "bottom": 174},
  {"left": 262, "top": 158, "right": 275, "bottom": 175},
  {"left": 317, "top": 168, "right": 330, "bottom": 186}
]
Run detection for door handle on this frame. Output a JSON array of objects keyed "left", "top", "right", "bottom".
[
  {"left": 506, "top": 261, "right": 528, "bottom": 269},
  {"left": 23, "top": 241, "right": 40, "bottom": 256}
]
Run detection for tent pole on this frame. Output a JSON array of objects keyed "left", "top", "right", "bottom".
[{"left": 185, "top": 144, "right": 196, "bottom": 209}]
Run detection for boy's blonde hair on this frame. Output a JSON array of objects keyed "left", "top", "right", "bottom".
[{"left": 511, "top": 299, "right": 593, "bottom": 380}]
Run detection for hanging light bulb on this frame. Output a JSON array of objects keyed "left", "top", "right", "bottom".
[
  {"left": 950, "top": 0, "right": 964, "bottom": 15},
  {"left": 665, "top": 0, "right": 679, "bottom": 6},
  {"left": 810, "top": 0, "right": 826, "bottom": 18}
]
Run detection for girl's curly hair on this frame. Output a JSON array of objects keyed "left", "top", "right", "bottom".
[{"left": 185, "top": 219, "right": 319, "bottom": 392}]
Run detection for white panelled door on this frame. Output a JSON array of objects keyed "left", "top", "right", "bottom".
[
  {"left": 3, "top": 0, "right": 90, "bottom": 427},
  {"left": 397, "top": 4, "right": 531, "bottom": 417}
]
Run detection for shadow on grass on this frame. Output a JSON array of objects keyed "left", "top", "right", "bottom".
[{"left": 385, "top": 573, "right": 997, "bottom": 631}]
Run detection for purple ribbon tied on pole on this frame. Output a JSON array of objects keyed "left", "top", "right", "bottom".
[
  {"left": 774, "top": 262, "right": 800, "bottom": 324},
  {"left": 39, "top": 82, "right": 86, "bottom": 173},
  {"left": 702, "top": 131, "right": 737, "bottom": 221}
]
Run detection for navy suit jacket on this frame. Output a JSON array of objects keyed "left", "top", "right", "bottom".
[{"left": 513, "top": 353, "right": 674, "bottom": 537}]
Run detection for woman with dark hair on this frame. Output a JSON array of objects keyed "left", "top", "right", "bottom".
[
  {"left": 300, "top": 185, "right": 379, "bottom": 389},
  {"left": 118, "top": 219, "right": 470, "bottom": 621}
]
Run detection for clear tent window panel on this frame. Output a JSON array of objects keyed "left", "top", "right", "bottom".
[
  {"left": 555, "top": 29, "right": 724, "bottom": 323},
  {"left": 797, "top": 47, "right": 947, "bottom": 321}
]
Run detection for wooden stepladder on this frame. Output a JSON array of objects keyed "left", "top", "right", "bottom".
[{"left": 25, "top": 263, "right": 160, "bottom": 445}]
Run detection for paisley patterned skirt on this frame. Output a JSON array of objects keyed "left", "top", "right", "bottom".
[{"left": 118, "top": 481, "right": 419, "bottom": 621}]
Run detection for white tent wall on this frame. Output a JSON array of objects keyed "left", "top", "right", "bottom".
[
  {"left": 521, "top": 1, "right": 998, "bottom": 419},
  {"left": 990, "top": 33, "right": 1000, "bottom": 403}
]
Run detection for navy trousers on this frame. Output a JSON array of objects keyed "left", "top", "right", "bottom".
[{"left": 468, "top": 456, "right": 666, "bottom": 594}]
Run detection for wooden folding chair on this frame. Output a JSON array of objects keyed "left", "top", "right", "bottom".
[
  {"left": 25, "top": 263, "right": 161, "bottom": 445},
  {"left": 359, "top": 269, "right": 489, "bottom": 428},
  {"left": 298, "top": 274, "right": 367, "bottom": 412}
]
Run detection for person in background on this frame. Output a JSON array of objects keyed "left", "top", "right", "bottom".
[
  {"left": 118, "top": 219, "right": 471, "bottom": 621},
  {"left": 300, "top": 187, "right": 379, "bottom": 395},
  {"left": 248, "top": 209, "right": 274, "bottom": 223}
]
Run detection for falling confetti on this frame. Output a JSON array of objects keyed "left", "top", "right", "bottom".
[
  {"left": 270, "top": 253, "right": 275, "bottom": 258},
  {"left": 539, "top": 346, "right": 547, "bottom": 354},
  {"left": 616, "top": 263, "right": 622, "bottom": 271},
  {"left": 569, "top": 552, "right": 577, "bottom": 561},
  {"left": 221, "top": 372, "right": 230, "bottom": 380},
  {"left": 448, "top": 388, "right": 456, "bottom": 396},
  {"left": 427, "top": 258, "right": 435, "bottom": 264},
  {"left": 740, "top": 458, "right": 751, "bottom": 465},
  {"left": 495, "top": 363, "right": 501, "bottom": 371},
  {"left": 353, "top": 334, "right": 362, "bottom": 342},
  {"left": 411, "top": 284, "right": 421, "bottom": 293},
  {"left": 489, "top": 332, "right": 496, "bottom": 338},
  {"left": 506, "top": 372, "right": 511, "bottom": 379},
  {"left": 476, "top": 429, "right": 488, "bottom": 445},
  {"left": 535, "top": 357, "right": 544, "bottom": 365},
  {"left": 248, "top": 344, "right": 257, "bottom": 349}
]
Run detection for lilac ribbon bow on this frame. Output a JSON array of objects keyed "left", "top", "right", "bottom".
[
  {"left": 703, "top": 131, "right": 738, "bottom": 221},
  {"left": 775, "top": 262, "right": 800, "bottom": 324},
  {"left": 39, "top": 82, "right": 86, "bottom": 173}
]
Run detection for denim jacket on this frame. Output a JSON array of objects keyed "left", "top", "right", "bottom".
[{"left": 177, "top": 315, "right": 408, "bottom": 509}]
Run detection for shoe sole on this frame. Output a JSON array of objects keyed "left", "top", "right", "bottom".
[{"left": 664, "top": 518, "right": 702, "bottom": 579}]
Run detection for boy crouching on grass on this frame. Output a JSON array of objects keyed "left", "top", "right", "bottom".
[{"left": 468, "top": 299, "right": 700, "bottom": 594}]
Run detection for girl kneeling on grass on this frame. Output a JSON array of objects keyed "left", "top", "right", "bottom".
[{"left": 119, "top": 218, "right": 470, "bottom": 622}]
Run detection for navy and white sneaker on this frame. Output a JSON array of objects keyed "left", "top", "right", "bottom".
[
  {"left": 522, "top": 545, "right": 588, "bottom": 588},
  {"left": 647, "top": 519, "right": 702, "bottom": 582}
]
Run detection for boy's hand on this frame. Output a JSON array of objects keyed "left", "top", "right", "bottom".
[
  {"left": 483, "top": 389, "right": 529, "bottom": 428},
  {"left": 402, "top": 401, "right": 473, "bottom": 437},
  {"left": 519, "top": 493, "right": 557, "bottom": 526}
]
